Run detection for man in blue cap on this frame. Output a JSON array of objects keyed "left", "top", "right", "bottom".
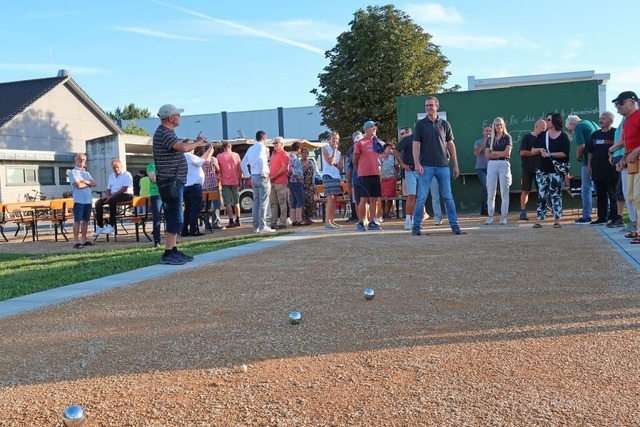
[{"left": 353, "top": 120, "right": 384, "bottom": 231}]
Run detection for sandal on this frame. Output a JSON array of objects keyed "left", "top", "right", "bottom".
[
  {"left": 625, "top": 232, "right": 638, "bottom": 238},
  {"left": 83, "top": 241, "right": 94, "bottom": 246},
  {"left": 553, "top": 223, "right": 561, "bottom": 228},
  {"left": 631, "top": 238, "right": 640, "bottom": 245},
  {"left": 533, "top": 223, "right": 542, "bottom": 229},
  {"left": 73, "top": 243, "right": 84, "bottom": 249}
]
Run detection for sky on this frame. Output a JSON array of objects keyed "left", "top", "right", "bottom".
[{"left": 2, "top": 1, "right": 639, "bottom": 122}]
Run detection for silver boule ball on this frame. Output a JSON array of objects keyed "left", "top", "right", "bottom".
[
  {"left": 289, "top": 310, "right": 302, "bottom": 324},
  {"left": 62, "top": 405, "right": 86, "bottom": 426},
  {"left": 364, "top": 288, "right": 375, "bottom": 300}
]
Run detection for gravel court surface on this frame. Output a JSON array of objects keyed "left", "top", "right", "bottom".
[{"left": 1, "top": 217, "right": 639, "bottom": 425}]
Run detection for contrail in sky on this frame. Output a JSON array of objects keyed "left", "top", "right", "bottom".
[{"left": 153, "top": 0, "right": 326, "bottom": 55}]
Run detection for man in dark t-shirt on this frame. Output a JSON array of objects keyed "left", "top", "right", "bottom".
[
  {"left": 587, "top": 112, "right": 619, "bottom": 225},
  {"left": 518, "top": 119, "right": 546, "bottom": 220},
  {"left": 152, "top": 103, "right": 208, "bottom": 265},
  {"left": 411, "top": 96, "right": 463, "bottom": 235}
]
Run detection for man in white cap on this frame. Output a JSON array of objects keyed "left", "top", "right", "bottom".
[{"left": 153, "top": 104, "right": 208, "bottom": 265}]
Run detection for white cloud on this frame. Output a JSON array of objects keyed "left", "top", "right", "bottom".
[
  {"left": 405, "top": 3, "right": 464, "bottom": 24},
  {"left": 152, "top": 0, "right": 326, "bottom": 55},
  {"left": 112, "top": 26, "right": 207, "bottom": 42}
]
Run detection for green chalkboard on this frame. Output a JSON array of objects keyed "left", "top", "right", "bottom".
[{"left": 396, "top": 80, "right": 602, "bottom": 213}]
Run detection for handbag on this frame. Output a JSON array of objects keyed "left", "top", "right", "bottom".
[
  {"left": 546, "top": 131, "right": 570, "bottom": 176},
  {"left": 157, "top": 163, "right": 181, "bottom": 203}
]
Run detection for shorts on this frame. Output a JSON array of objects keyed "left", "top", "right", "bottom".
[
  {"left": 73, "top": 203, "right": 92, "bottom": 222},
  {"left": 164, "top": 182, "right": 185, "bottom": 233},
  {"left": 404, "top": 171, "right": 417, "bottom": 196},
  {"left": 521, "top": 171, "right": 537, "bottom": 191},
  {"left": 357, "top": 175, "right": 382, "bottom": 198},
  {"left": 221, "top": 185, "right": 239, "bottom": 206}
]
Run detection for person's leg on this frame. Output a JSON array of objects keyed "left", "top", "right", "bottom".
[
  {"left": 269, "top": 184, "right": 278, "bottom": 228},
  {"left": 150, "top": 195, "right": 162, "bottom": 244},
  {"left": 413, "top": 168, "right": 434, "bottom": 229},
  {"left": 622, "top": 168, "right": 637, "bottom": 224},
  {"left": 581, "top": 164, "right": 593, "bottom": 219},
  {"left": 550, "top": 173, "right": 564, "bottom": 223},
  {"left": 73, "top": 221, "right": 81, "bottom": 245},
  {"left": 94, "top": 198, "right": 105, "bottom": 228},
  {"left": 499, "top": 162, "right": 511, "bottom": 220},
  {"left": 260, "top": 178, "right": 271, "bottom": 229},
  {"left": 80, "top": 219, "right": 89, "bottom": 243},
  {"left": 607, "top": 181, "right": 619, "bottom": 220},
  {"left": 476, "top": 168, "right": 488, "bottom": 214},
  {"left": 191, "top": 185, "right": 203, "bottom": 233},
  {"left": 182, "top": 187, "right": 193, "bottom": 235},
  {"left": 485, "top": 162, "right": 498, "bottom": 220},
  {"left": 251, "top": 175, "right": 261, "bottom": 230},
  {"left": 595, "top": 181, "right": 608, "bottom": 221},
  {"left": 536, "top": 172, "right": 549, "bottom": 222},
  {"left": 434, "top": 167, "right": 459, "bottom": 231},
  {"left": 211, "top": 196, "right": 222, "bottom": 228},
  {"left": 430, "top": 179, "right": 442, "bottom": 223},
  {"left": 276, "top": 184, "right": 288, "bottom": 226},
  {"left": 72, "top": 203, "right": 83, "bottom": 244}
]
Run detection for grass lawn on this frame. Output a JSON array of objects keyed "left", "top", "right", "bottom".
[{"left": 0, "top": 234, "right": 280, "bottom": 302}]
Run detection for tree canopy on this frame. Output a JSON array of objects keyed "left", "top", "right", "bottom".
[
  {"left": 107, "top": 103, "right": 152, "bottom": 136},
  {"left": 311, "top": 4, "right": 458, "bottom": 146}
]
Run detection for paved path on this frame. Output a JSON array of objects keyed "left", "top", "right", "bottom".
[{"left": 0, "top": 223, "right": 638, "bottom": 319}]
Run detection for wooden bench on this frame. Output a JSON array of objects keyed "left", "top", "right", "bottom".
[
  {"left": 37, "top": 198, "right": 74, "bottom": 242},
  {"left": 5, "top": 203, "right": 39, "bottom": 242},
  {"left": 94, "top": 197, "right": 151, "bottom": 242}
]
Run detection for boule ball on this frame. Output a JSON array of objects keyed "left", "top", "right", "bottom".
[
  {"left": 62, "top": 405, "right": 86, "bottom": 426},
  {"left": 289, "top": 310, "right": 302, "bottom": 324},
  {"left": 364, "top": 288, "right": 375, "bottom": 300}
]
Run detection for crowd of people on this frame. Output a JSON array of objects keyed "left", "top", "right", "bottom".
[{"left": 69, "top": 90, "right": 640, "bottom": 263}]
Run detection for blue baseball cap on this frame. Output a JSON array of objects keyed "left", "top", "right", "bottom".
[{"left": 363, "top": 120, "right": 378, "bottom": 129}]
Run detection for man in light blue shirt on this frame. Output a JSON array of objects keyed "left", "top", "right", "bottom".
[
  {"left": 241, "top": 130, "right": 273, "bottom": 233},
  {"left": 69, "top": 153, "right": 97, "bottom": 248}
]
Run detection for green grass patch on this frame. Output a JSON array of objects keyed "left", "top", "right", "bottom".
[{"left": 0, "top": 234, "right": 283, "bottom": 301}]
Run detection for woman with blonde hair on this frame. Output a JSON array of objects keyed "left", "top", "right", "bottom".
[
  {"left": 321, "top": 131, "right": 343, "bottom": 228},
  {"left": 484, "top": 117, "right": 513, "bottom": 225}
]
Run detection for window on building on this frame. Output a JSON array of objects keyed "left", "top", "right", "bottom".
[
  {"left": 6, "top": 166, "right": 57, "bottom": 185},
  {"left": 38, "top": 167, "right": 55, "bottom": 185},
  {"left": 59, "top": 168, "right": 71, "bottom": 185}
]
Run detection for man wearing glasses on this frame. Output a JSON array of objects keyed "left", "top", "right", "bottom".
[
  {"left": 411, "top": 96, "right": 464, "bottom": 235},
  {"left": 613, "top": 91, "right": 640, "bottom": 242},
  {"left": 566, "top": 114, "right": 599, "bottom": 224}
]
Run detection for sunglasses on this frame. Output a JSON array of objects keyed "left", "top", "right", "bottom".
[{"left": 616, "top": 99, "right": 633, "bottom": 107}]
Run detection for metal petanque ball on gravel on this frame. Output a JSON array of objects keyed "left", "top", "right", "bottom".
[
  {"left": 289, "top": 310, "right": 302, "bottom": 324},
  {"left": 62, "top": 405, "right": 86, "bottom": 426},
  {"left": 364, "top": 288, "right": 375, "bottom": 300}
]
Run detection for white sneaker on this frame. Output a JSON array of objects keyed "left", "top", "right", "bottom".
[
  {"left": 374, "top": 218, "right": 382, "bottom": 226},
  {"left": 102, "top": 224, "right": 115, "bottom": 234},
  {"left": 404, "top": 218, "right": 412, "bottom": 230},
  {"left": 93, "top": 226, "right": 104, "bottom": 237},
  {"left": 434, "top": 220, "right": 443, "bottom": 226},
  {"left": 484, "top": 218, "right": 494, "bottom": 225},
  {"left": 286, "top": 217, "right": 292, "bottom": 225},
  {"left": 260, "top": 226, "right": 276, "bottom": 233},
  {"left": 254, "top": 227, "right": 261, "bottom": 233},
  {"left": 499, "top": 218, "right": 507, "bottom": 225}
]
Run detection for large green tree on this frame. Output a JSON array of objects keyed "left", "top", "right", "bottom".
[
  {"left": 311, "top": 4, "right": 458, "bottom": 146},
  {"left": 107, "top": 103, "right": 152, "bottom": 136}
]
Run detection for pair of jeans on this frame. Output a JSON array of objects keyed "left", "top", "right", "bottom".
[
  {"left": 150, "top": 195, "right": 163, "bottom": 243},
  {"left": 251, "top": 175, "right": 271, "bottom": 229},
  {"left": 412, "top": 166, "right": 459, "bottom": 231},
  {"left": 581, "top": 164, "right": 593, "bottom": 219},
  {"left": 182, "top": 184, "right": 203, "bottom": 235},
  {"left": 486, "top": 160, "right": 512, "bottom": 219},
  {"left": 476, "top": 168, "right": 488, "bottom": 213}
]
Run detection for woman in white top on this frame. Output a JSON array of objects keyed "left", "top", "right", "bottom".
[
  {"left": 484, "top": 117, "right": 513, "bottom": 225},
  {"left": 322, "top": 131, "right": 343, "bottom": 228}
]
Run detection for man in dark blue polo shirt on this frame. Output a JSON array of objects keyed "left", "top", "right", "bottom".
[{"left": 411, "top": 96, "right": 464, "bottom": 235}]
